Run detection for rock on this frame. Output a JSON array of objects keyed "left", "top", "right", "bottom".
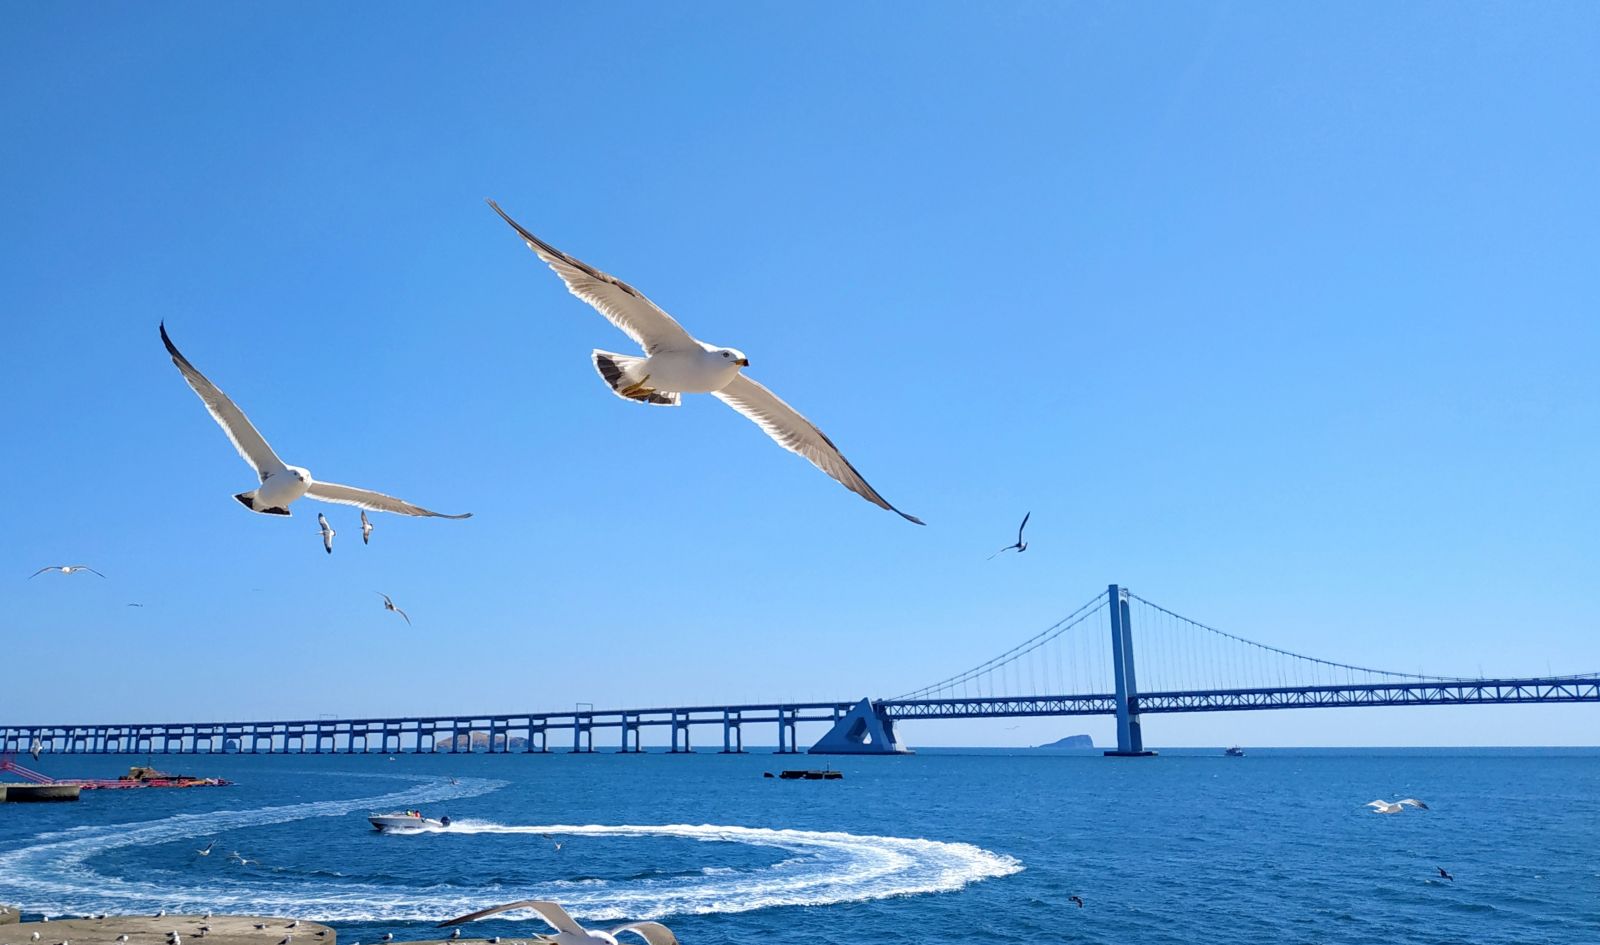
[{"left": 1036, "top": 734, "right": 1094, "bottom": 749}]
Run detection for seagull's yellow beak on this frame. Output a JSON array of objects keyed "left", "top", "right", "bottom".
[{"left": 735, "top": 358, "right": 750, "bottom": 367}]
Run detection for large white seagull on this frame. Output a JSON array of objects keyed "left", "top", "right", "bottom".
[
  {"left": 160, "top": 323, "right": 471, "bottom": 521},
  {"left": 488, "top": 200, "right": 922, "bottom": 524}
]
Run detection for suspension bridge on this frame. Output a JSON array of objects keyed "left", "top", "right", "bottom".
[{"left": 4, "top": 585, "right": 1595, "bottom": 758}]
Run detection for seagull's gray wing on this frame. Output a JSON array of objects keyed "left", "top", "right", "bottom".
[
  {"left": 712, "top": 374, "right": 923, "bottom": 524},
  {"left": 1398, "top": 798, "right": 1430, "bottom": 809},
  {"left": 160, "top": 323, "right": 288, "bottom": 482},
  {"left": 305, "top": 481, "right": 471, "bottom": 519},
  {"left": 606, "top": 922, "right": 680, "bottom": 945},
  {"left": 394, "top": 606, "right": 411, "bottom": 626},
  {"left": 28, "top": 567, "right": 53, "bottom": 578},
  {"left": 74, "top": 566, "right": 107, "bottom": 577},
  {"left": 487, "top": 200, "right": 700, "bottom": 356},
  {"left": 436, "top": 901, "right": 585, "bottom": 936},
  {"left": 1017, "top": 511, "right": 1030, "bottom": 544}
]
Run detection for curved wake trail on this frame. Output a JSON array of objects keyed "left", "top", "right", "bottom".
[{"left": 0, "top": 790, "right": 1020, "bottom": 921}]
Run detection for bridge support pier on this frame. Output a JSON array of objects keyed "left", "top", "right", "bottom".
[
  {"left": 1104, "top": 584, "right": 1156, "bottom": 757},
  {"left": 809, "top": 698, "right": 911, "bottom": 755}
]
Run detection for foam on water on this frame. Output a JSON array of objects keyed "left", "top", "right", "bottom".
[{"left": 0, "top": 781, "right": 1020, "bottom": 922}]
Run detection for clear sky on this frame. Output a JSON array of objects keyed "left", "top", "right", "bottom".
[{"left": 3, "top": 3, "right": 1596, "bottom": 747}]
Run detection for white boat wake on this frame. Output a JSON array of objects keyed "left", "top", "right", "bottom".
[{"left": 0, "top": 781, "right": 1020, "bottom": 921}]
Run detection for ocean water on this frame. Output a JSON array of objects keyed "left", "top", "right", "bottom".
[{"left": 1, "top": 749, "right": 1596, "bottom": 944}]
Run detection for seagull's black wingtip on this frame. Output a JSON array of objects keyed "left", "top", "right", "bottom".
[{"left": 900, "top": 511, "right": 926, "bottom": 526}]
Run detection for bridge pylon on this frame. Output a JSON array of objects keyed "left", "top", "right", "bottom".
[{"left": 1105, "top": 584, "right": 1156, "bottom": 757}]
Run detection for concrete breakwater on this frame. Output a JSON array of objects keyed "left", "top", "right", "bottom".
[{"left": 0, "top": 914, "right": 543, "bottom": 945}]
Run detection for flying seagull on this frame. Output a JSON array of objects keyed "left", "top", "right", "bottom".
[
  {"left": 196, "top": 841, "right": 216, "bottom": 856},
  {"left": 487, "top": 201, "right": 922, "bottom": 525},
  {"left": 377, "top": 592, "right": 411, "bottom": 626},
  {"left": 438, "top": 899, "right": 678, "bottom": 945},
  {"left": 30, "top": 737, "right": 43, "bottom": 761},
  {"left": 1068, "top": 895, "right": 1085, "bottom": 909},
  {"left": 30, "top": 565, "right": 105, "bottom": 579},
  {"left": 361, "top": 510, "right": 373, "bottom": 545},
  {"left": 1436, "top": 866, "right": 1453, "bottom": 881},
  {"left": 317, "top": 514, "right": 336, "bottom": 554},
  {"left": 1366, "top": 798, "right": 1430, "bottom": 814},
  {"left": 988, "top": 512, "right": 1030, "bottom": 559},
  {"left": 159, "top": 323, "right": 472, "bottom": 521}
]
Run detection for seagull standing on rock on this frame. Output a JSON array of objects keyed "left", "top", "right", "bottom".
[
  {"left": 159, "top": 323, "right": 472, "bottom": 521},
  {"left": 487, "top": 201, "right": 922, "bottom": 525},
  {"left": 439, "top": 899, "right": 678, "bottom": 945}
]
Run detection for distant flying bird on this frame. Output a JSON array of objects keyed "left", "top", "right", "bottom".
[
  {"left": 30, "top": 737, "right": 42, "bottom": 761},
  {"left": 159, "top": 323, "right": 472, "bottom": 521},
  {"left": 1366, "top": 798, "right": 1430, "bottom": 814},
  {"left": 127, "top": 603, "right": 145, "bottom": 607},
  {"left": 487, "top": 200, "right": 921, "bottom": 525},
  {"left": 233, "top": 853, "right": 255, "bottom": 866},
  {"left": 317, "top": 514, "right": 336, "bottom": 554},
  {"left": 438, "top": 899, "right": 679, "bottom": 945},
  {"left": 196, "top": 841, "right": 216, "bottom": 856},
  {"left": 377, "top": 592, "right": 411, "bottom": 626},
  {"left": 30, "top": 565, "right": 105, "bottom": 579},
  {"left": 361, "top": 510, "right": 373, "bottom": 545},
  {"left": 989, "top": 512, "right": 1031, "bottom": 559},
  {"left": 1437, "top": 866, "right": 1454, "bottom": 881},
  {"left": 1068, "top": 895, "right": 1085, "bottom": 909}
]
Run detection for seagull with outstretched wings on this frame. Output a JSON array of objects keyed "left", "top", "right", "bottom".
[
  {"left": 159, "top": 323, "right": 471, "bottom": 521},
  {"left": 487, "top": 200, "right": 921, "bottom": 525}
]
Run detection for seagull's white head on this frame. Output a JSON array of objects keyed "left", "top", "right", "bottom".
[
  {"left": 713, "top": 347, "right": 750, "bottom": 368},
  {"left": 287, "top": 465, "right": 311, "bottom": 483}
]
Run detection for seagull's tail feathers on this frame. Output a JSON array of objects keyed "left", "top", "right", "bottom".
[
  {"left": 234, "top": 491, "right": 292, "bottom": 516},
  {"left": 593, "top": 350, "right": 680, "bottom": 406}
]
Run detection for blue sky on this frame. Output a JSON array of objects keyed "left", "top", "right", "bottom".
[{"left": 3, "top": 3, "right": 1596, "bottom": 747}]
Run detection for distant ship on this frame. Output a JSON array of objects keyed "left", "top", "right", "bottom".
[{"left": 1224, "top": 746, "right": 1245, "bottom": 757}]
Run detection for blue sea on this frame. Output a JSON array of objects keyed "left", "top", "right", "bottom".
[{"left": 2, "top": 749, "right": 1597, "bottom": 944}]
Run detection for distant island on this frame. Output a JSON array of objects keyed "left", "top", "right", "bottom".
[{"left": 1035, "top": 734, "right": 1094, "bottom": 749}]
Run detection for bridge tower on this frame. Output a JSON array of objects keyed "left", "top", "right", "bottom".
[{"left": 1105, "top": 584, "right": 1156, "bottom": 757}]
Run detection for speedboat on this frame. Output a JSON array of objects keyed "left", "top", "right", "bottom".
[
  {"left": 369, "top": 810, "right": 451, "bottom": 831},
  {"left": 1224, "top": 746, "right": 1245, "bottom": 757}
]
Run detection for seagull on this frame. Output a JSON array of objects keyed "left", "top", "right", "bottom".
[
  {"left": 29, "top": 565, "right": 105, "bottom": 579},
  {"left": 30, "top": 737, "right": 42, "bottom": 761},
  {"left": 438, "top": 899, "right": 678, "bottom": 945},
  {"left": 487, "top": 201, "right": 922, "bottom": 525},
  {"left": 277, "top": 937, "right": 291, "bottom": 945},
  {"left": 1366, "top": 798, "right": 1430, "bottom": 814},
  {"left": 377, "top": 592, "right": 411, "bottom": 626},
  {"left": 233, "top": 853, "right": 255, "bottom": 866},
  {"left": 317, "top": 514, "right": 336, "bottom": 554},
  {"left": 253, "top": 925, "right": 266, "bottom": 932},
  {"left": 159, "top": 323, "right": 472, "bottom": 521},
  {"left": 381, "top": 934, "right": 393, "bottom": 942},
  {"left": 127, "top": 602, "right": 145, "bottom": 607},
  {"left": 988, "top": 512, "right": 1030, "bottom": 558},
  {"left": 117, "top": 936, "right": 129, "bottom": 943},
  {"left": 1437, "top": 866, "right": 1454, "bottom": 881},
  {"left": 450, "top": 931, "right": 461, "bottom": 941},
  {"left": 361, "top": 510, "right": 373, "bottom": 545},
  {"left": 286, "top": 922, "right": 299, "bottom": 930},
  {"left": 31, "top": 933, "right": 40, "bottom": 942},
  {"left": 1068, "top": 895, "right": 1085, "bottom": 909},
  {"left": 196, "top": 841, "right": 216, "bottom": 856}
]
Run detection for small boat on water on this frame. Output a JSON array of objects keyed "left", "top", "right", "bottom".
[
  {"left": 369, "top": 810, "right": 451, "bottom": 831},
  {"left": 776, "top": 769, "right": 843, "bottom": 780},
  {"left": 1224, "top": 746, "right": 1245, "bottom": 757}
]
